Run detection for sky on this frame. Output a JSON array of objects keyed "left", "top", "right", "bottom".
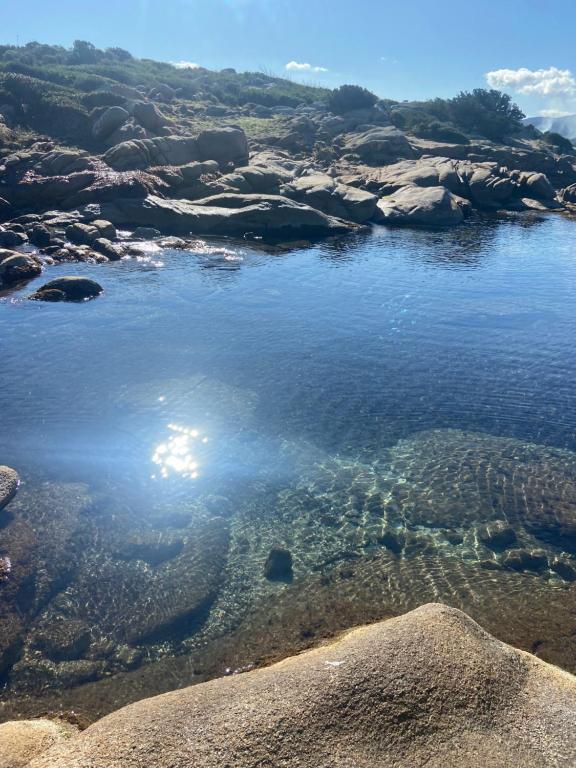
[{"left": 1, "top": 0, "right": 576, "bottom": 116}]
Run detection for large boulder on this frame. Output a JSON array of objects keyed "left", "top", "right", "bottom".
[
  {"left": 517, "top": 171, "right": 556, "bottom": 201},
  {"left": 104, "top": 136, "right": 200, "bottom": 171},
  {"left": 342, "top": 127, "right": 415, "bottom": 164},
  {"left": 0, "top": 465, "right": 19, "bottom": 510},
  {"left": 462, "top": 164, "right": 517, "bottom": 208},
  {"left": 29, "top": 604, "right": 576, "bottom": 768},
  {"left": 29, "top": 277, "right": 103, "bottom": 302},
  {"left": 101, "top": 194, "right": 359, "bottom": 238},
  {"left": 359, "top": 157, "right": 467, "bottom": 196},
  {"left": 560, "top": 183, "right": 576, "bottom": 204},
  {"left": 377, "top": 185, "right": 464, "bottom": 226},
  {"left": 0, "top": 252, "right": 42, "bottom": 285},
  {"left": 132, "top": 101, "right": 169, "bottom": 132},
  {"left": 196, "top": 126, "right": 249, "bottom": 166},
  {"left": 283, "top": 173, "right": 378, "bottom": 223},
  {"left": 92, "top": 106, "right": 130, "bottom": 140}
]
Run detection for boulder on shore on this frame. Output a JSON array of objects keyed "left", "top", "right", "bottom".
[
  {"left": 282, "top": 173, "right": 378, "bottom": 223},
  {"left": 0, "top": 252, "right": 42, "bottom": 286},
  {"left": 101, "top": 194, "right": 358, "bottom": 238},
  {"left": 376, "top": 185, "right": 464, "bottom": 226},
  {"left": 28, "top": 604, "right": 576, "bottom": 768},
  {"left": 29, "top": 277, "right": 103, "bottom": 302},
  {"left": 342, "top": 126, "right": 416, "bottom": 164}
]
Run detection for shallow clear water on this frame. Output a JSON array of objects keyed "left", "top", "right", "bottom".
[{"left": 1, "top": 214, "right": 576, "bottom": 719}]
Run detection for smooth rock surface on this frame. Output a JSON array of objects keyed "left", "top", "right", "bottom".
[
  {"left": 377, "top": 185, "right": 464, "bottom": 226},
  {"left": 101, "top": 194, "right": 358, "bottom": 237},
  {"left": 29, "top": 604, "right": 576, "bottom": 768},
  {"left": 0, "top": 719, "right": 78, "bottom": 768},
  {"left": 0, "top": 465, "right": 19, "bottom": 510},
  {"left": 29, "top": 277, "right": 103, "bottom": 302},
  {"left": 283, "top": 173, "right": 378, "bottom": 222}
]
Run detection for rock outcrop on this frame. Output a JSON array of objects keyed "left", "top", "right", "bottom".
[
  {"left": 342, "top": 126, "right": 416, "bottom": 164},
  {"left": 282, "top": 173, "right": 378, "bottom": 223},
  {"left": 376, "top": 185, "right": 465, "bottom": 226},
  {"left": 101, "top": 194, "right": 358, "bottom": 237},
  {"left": 27, "top": 604, "right": 576, "bottom": 768}
]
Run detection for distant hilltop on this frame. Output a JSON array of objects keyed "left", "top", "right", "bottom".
[{"left": 524, "top": 114, "right": 576, "bottom": 142}]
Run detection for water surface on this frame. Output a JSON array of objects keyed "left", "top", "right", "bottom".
[{"left": 1, "top": 214, "right": 576, "bottom": 719}]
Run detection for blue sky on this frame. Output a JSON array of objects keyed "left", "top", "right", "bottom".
[{"left": 2, "top": 0, "right": 576, "bottom": 116}]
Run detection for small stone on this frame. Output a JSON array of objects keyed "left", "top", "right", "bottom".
[
  {"left": 0, "top": 228, "right": 28, "bottom": 247},
  {"left": 378, "top": 529, "right": 405, "bottom": 554},
  {"left": 264, "top": 547, "right": 293, "bottom": 582},
  {"left": 132, "top": 226, "right": 162, "bottom": 240},
  {"left": 92, "top": 219, "right": 117, "bottom": 240},
  {"left": 92, "top": 237, "right": 122, "bottom": 261},
  {"left": 28, "top": 224, "right": 52, "bottom": 247},
  {"left": 550, "top": 557, "right": 576, "bottom": 582},
  {"left": 66, "top": 222, "right": 99, "bottom": 246},
  {"left": 477, "top": 521, "right": 517, "bottom": 551},
  {"left": 502, "top": 548, "right": 548, "bottom": 573},
  {"left": 0, "top": 465, "right": 19, "bottom": 510}
]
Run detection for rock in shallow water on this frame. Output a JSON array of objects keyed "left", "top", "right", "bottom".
[
  {"left": 264, "top": 547, "right": 293, "bottom": 582},
  {"left": 0, "top": 465, "right": 19, "bottom": 510},
  {"left": 29, "top": 277, "right": 103, "bottom": 302},
  {"left": 27, "top": 604, "right": 576, "bottom": 768}
]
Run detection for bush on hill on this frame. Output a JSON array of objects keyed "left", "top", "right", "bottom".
[{"left": 328, "top": 84, "right": 378, "bottom": 114}]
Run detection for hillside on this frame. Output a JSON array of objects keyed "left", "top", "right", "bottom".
[{"left": 524, "top": 114, "right": 576, "bottom": 142}]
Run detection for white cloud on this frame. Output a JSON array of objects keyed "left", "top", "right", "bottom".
[
  {"left": 285, "top": 60, "right": 328, "bottom": 73},
  {"left": 171, "top": 60, "right": 201, "bottom": 70},
  {"left": 486, "top": 67, "right": 576, "bottom": 96}
]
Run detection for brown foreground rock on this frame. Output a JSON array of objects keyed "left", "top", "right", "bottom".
[
  {"left": 0, "top": 720, "right": 77, "bottom": 768},
  {"left": 28, "top": 604, "right": 576, "bottom": 768}
]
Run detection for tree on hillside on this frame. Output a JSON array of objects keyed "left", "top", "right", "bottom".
[{"left": 447, "top": 88, "right": 524, "bottom": 142}]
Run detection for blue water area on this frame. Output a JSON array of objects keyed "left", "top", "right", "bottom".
[{"left": 1, "top": 214, "right": 576, "bottom": 718}]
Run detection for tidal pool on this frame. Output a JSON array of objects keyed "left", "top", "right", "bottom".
[{"left": 1, "top": 214, "right": 576, "bottom": 720}]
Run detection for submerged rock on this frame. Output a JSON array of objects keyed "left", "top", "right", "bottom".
[
  {"left": 477, "top": 520, "right": 517, "bottom": 551},
  {"left": 0, "top": 465, "right": 19, "bottom": 510},
  {"left": 264, "top": 547, "right": 294, "bottom": 582},
  {"left": 29, "top": 277, "right": 103, "bottom": 302},
  {"left": 28, "top": 604, "right": 576, "bottom": 768}
]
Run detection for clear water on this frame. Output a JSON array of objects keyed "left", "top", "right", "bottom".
[{"left": 1, "top": 214, "right": 576, "bottom": 720}]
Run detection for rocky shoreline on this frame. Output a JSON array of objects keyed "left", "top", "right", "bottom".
[{"left": 1, "top": 97, "right": 576, "bottom": 299}]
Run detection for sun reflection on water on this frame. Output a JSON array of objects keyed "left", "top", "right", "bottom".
[{"left": 151, "top": 423, "right": 209, "bottom": 480}]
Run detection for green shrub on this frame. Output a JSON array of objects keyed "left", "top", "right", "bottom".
[
  {"left": 328, "top": 84, "right": 378, "bottom": 114},
  {"left": 412, "top": 120, "right": 469, "bottom": 144},
  {"left": 0, "top": 73, "right": 91, "bottom": 144},
  {"left": 446, "top": 89, "right": 524, "bottom": 142},
  {"left": 81, "top": 90, "right": 128, "bottom": 110}
]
